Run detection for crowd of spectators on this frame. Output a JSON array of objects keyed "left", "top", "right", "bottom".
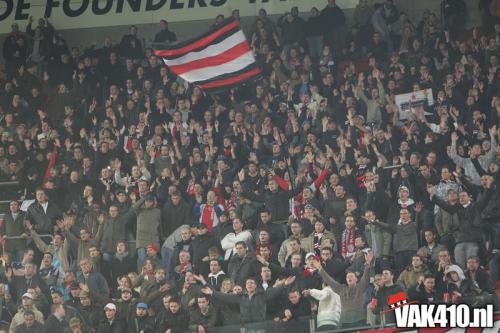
[{"left": 0, "top": 0, "right": 499, "bottom": 332}]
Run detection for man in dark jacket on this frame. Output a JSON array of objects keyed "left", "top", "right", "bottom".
[
  {"left": 373, "top": 268, "right": 405, "bottom": 324},
  {"left": 408, "top": 274, "right": 443, "bottom": 303},
  {"left": 201, "top": 276, "right": 296, "bottom": 325},
  {"left": 241, "top": 179, "right": 294, "bottom": 221},
  {"left": 275, "top": 289, "right": 311, "bottom": 332},
  {"left": 43, "top": 304, "right": 66, "bottom": 333},
  {"left": 465, "top": 256, "right": 492, "bottom": 293},
  {"left": 161, "top": 191, "right": 192, "bottom": 241},
  {"left": 188, "top": 295, "right": 219, "bottom": 332},
  {"left": 97, "top": 303, "right": 127, "bottom": 333},
  {"left": 228, "top": 241, "right": 258, "bottom": 286},
  {"left": 15, "top": 310, "right": 44, "bottom": 333},
  {"left": 1, "top": 201, "right": 27, "bottom": 262},
  {"left": 429, "top": 178, "right": 494, "bottom": 268},
  {"left": 153, "top": 20, "right": 177, "bottom": 44},
  {"left": 110, "top": 241, "right": 137, "bottom": 285},
  {"left": 76, "top": 258, "right": 109, "bottom": 297},
  {"left": 26, "top": 189, "right": 62, "bottom": 234},
  {"left": 157, "top": 298, "right": 189, "bottom": 333},
  {"left": 127, "top": 303, "right": 154, "bottom": 333},
  {"left": 191, "top": 224, "right": 219, "bottom": 274}
]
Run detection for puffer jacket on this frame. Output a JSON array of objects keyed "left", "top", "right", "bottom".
[{"left": 132, "top": 197, "right": 161, "bottom": 249}]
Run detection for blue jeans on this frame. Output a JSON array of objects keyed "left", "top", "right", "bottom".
[
  {"left": 454, "top": 242, "right": 479, "bottom": 268},
  {"left": 137, "top": 247, "right": 146, "bottom": 271}
]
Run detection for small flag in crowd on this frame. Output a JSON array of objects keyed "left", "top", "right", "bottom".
[
  {"left": 154, "top": 18, "right": 261, "bottom": 93},
  {"left": 383, "top": 291, "right": 416, "bottom": 313}
]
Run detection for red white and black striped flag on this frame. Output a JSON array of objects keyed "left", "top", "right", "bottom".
[{"left": 153, "top": 18, "right": 261, "bottom": 93}]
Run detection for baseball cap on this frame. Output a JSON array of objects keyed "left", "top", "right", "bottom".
[
  {"left": 104, "top": 303, "right": 116, "bottom": 311},
  {"left": 121, "top": 288, "right": 132, "bottom": 294},
  {"left": 70, "top": 282, "right": 80, "bottom": 290},
  {"left": 305, "top": 252, "right": 316, "bottom": 260},
  {"left": 22, "top": 292, "right": 34, "bottom": 299},
  {"left": 136, "top": 302, "right": 148, "bottom": 309}
]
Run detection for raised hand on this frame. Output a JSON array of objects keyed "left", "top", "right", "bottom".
[
  {"left": 284, "top": 276, "right": 296, "bottom": 286},
  {"left": 364, "top": 250, "right": 374, "bottom": 264},
  {"left": 201, "top": 287, "right": 213, "bottom": 295}
]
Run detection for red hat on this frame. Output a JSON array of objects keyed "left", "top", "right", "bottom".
[{"left": 147, "top": 244, "right": 160, "bottom": 253}]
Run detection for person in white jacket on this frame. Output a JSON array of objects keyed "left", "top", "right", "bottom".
[
  {"left": 220, "top": 218, "right": 253, "bottom": 260},
  {"left": 303, "top": 283, "right": 341, "bottom": 331}
]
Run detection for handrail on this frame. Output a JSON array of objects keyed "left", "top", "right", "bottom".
[
  {"left": 4, "top": 234, "right": 53, "bottom": 240},
  {"left": 0, "top": 181, "right": 19, "bottom": 187}
]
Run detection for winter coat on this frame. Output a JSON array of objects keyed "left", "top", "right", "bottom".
[
  {"left": 188, "top": 305, "right": 219, "bottom": 330},
  {"left": 191, "top": 233, "right": 219, "bottom": 273},
  {"left": 14, "top": 322, "right": 45, "bottom": 333},
  {"left": 96, "top": 318, "right": 127, "bottom": 333},
  {"left": 241, "top": 189, "right": 294, "bottom": 221},
  {"left": 131, "top": 197, "right": 161, "bottom": 249},
  {"left": 1, "top": 211, "right": 26, "bottom": 254},
  {"left": 43, "top": 315, "right": 65, "bottom": 333},
  {"left": 432, "top": 188, "right": 493, "bottom": 243},
  {"left": 157, "top": 309, "right": 189, "bottom": 333},
  {"left": 212, "top": 285, "right": 285, "bottom": 323},
  {"left": 76, "top": 271, "right": 109, "bottom": 297},
  {"left": 364, "top": 223, "right": 392, "bottom": 258},
  {"left": 161, "top": 200, "right": 192, "bottom": 240},
  {"left": 374, "top": 220, "right": 418, "bottom": 253},
  {"left": 100, "top": 210, "right": 134, "bottom": 254},
  {"left": 26, "top": 201, "right": 62, "bottom": 234},
  {"left": 228, "top": 253, "right": 258, "bottom": 286},
  {"left": 9, "top": 306, "right": 44, "bottom": 333}
]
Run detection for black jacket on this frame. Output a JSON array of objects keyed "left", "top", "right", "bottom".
[
  {"left": 43, "top": 315, "right": 65, "bottom": 333},
  {"left": 191, "top": 233, "right": 219, "bottom": 273},
  {"left": 212, "top": 285, "right": 286, "bottom": 324},
  {"left": 432, "top": 188, "right": 493, "bottom": 243},
  {"left": 228, "top": 253, "right": 258, "bottom": 286},
  {"left": 158, "top": 309, "right": 190, "bottom": 333},
  {"left": 242, "top": 189, "right": 294, "bottom": 222},
  {"left": 96, "top": 318, "right": 127, "bottom": 333},
  {"left": 15, "top": 322, "right": 45, "bottom": 333},
  {"left": 161, "top": 200, "right": 192, "bottom": 240},
  {"left": 26, "top": 201, "right": 62, "bottom": 234}
]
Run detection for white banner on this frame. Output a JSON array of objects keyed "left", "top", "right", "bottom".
[
  {"left": 0, "top": 0, "right": 358, "bottom": 33},
  {"left": 395, "top": 89, "right": 434, "bottom": 120}
]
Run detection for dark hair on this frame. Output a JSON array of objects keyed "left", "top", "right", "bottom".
[
  {"left": 235, "top": 241, "right": 247, "bottom": 248},
  {"left": 23, "top": 310, "right": 35, "bottom": 317}
]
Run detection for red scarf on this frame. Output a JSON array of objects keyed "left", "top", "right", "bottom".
[
  {"left": 201, "top": 204, "right": 215, "bottom": 231},
  {"left": 341, "top": 228, "right": 356, "bottom": 257}
]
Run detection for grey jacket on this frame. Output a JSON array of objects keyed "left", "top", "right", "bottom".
[
  {"left": 319, "top": 262, "right": 372, "bottom": 324},
  {"left": 374, "top": 220, "right": 418, "bottom": 253},
  {"left": 364, "top": 223, "right": 392, "bottom": 258}
]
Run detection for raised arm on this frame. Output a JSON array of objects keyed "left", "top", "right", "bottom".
[{"left": 314, "top": 259, "right": 343, "bottom": 294}]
